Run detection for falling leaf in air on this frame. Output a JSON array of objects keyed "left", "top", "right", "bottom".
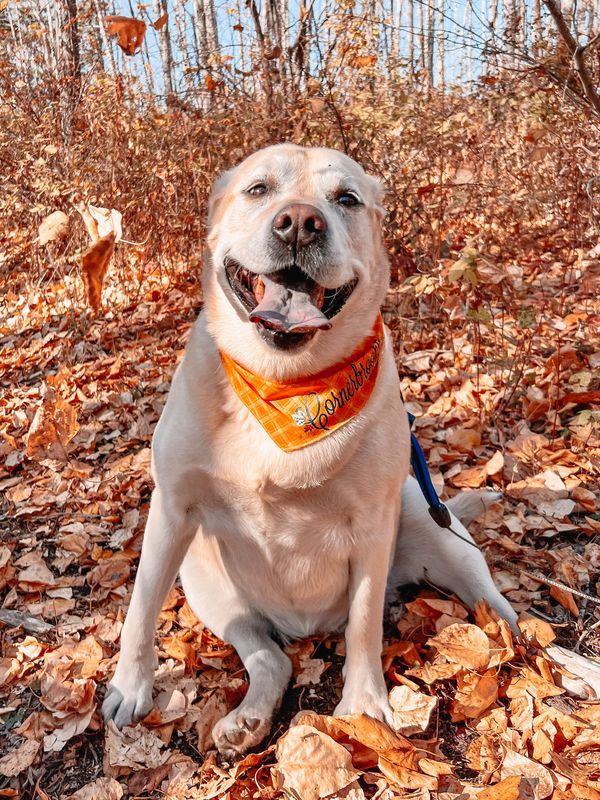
[
  {"left": 81, "top": 233, "right": 116, "bottom": 311},
  {"left": 38, "top": 210, "right": 69, "bottom": 245},
  {"left": 87, "top": 205, "right": 123, "bottom": 242},
  {"left": 152, "top": 13, "right": 168, "bottom": 30},
  {"left": 104, "top": 16, "right": 147, "bottom": 56}
]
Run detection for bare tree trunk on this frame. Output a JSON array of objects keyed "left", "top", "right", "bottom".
[
  {"left": 174, "top": 0, "right": 195, "bottom": 98},
  {"left": 407, "top": 0, "right": 415, "bottom": 79},
  {"left": 154, "top": 0, "right": 174, "bottom": 99},
  {"left": 418, "top": 0, "right": 426, "bottom": 75},
  {"left": 92, "top": 0, "right": 117, "bottom": 77},
  {"left": 426, "top": 0, "right": 436, "bottom": 84},
  {"left": 436, "top": 0, "right": 445, "bottom": 87}
]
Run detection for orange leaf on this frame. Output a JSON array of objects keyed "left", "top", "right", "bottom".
[
  {"left": 104, "top": 15, "right": 147, "bottom": 56},
  {"left": 428, "top": 623, "right": 491, "bottom": 671},
  {"left": 152, "top": 12, "right": 168, "bottom": 30},
  {"left": 26, "top": 391, "right": 79, "bottom": 462},
  {"left": 550, "top": 583, "right": 579, "bottom": 616},
  {"left": 478, "top": 775, "right": 532, "bottom": 799},
  {"left": 81, "top": 233, "right": 115, "bottom": 311},
  {"left": 205, "top": 74, "right": 218, "bottom": 91}
]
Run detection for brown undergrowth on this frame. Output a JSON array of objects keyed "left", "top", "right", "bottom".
[{"left": 1, "top": 68, "right": 600, "bottom": 798}]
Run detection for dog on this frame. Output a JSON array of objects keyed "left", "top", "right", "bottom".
[{"left": 102, "top": 144, "right": 517, "bottom": 757}]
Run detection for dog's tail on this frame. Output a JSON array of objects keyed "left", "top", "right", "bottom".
[{"left": 445, "top": 489, "right": 502, "bottom": 527}]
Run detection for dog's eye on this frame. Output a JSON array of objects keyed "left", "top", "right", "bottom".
[
  {"left": 336, "top": 191, "right": 361, "bottom": 207},
  {"left": 246, "top": 183, "right": 268, "bottom": 197}
]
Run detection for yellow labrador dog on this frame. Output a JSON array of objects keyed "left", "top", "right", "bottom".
[{"left": 103, "top": 144, "right": 517, "bottom": 757}]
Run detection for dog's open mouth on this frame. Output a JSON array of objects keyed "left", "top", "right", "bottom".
[{"left": 225, "top": 259, "right": 357, "bottom": 347}]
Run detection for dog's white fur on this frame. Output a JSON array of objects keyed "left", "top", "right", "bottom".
[{"left": 103, "top": 144, "right": 517, "bottom": 757}]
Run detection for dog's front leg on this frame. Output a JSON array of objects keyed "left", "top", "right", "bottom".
[
  {"left": 334, "top": 506, "right": 397, "bottom": 725},
  {"left": 102, "top": 487, "right": 195, "bottom": 728}
]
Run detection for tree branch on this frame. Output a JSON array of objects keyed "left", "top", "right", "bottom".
[{"left": 542, "top": 0, "right": 600, "bottom": 116}]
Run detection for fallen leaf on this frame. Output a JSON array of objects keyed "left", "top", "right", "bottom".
[
  {"left": 104, "top": 722, "right": 170, "bottom": 777},
  {"left": 0, "top": 739, "right": 39, "bottom": 777},
  {"left": 26, "top": 391, "right": 79, "bottom": 462},
  {"left": 389, "top": 685, "right": 437, "bottom": 735},
  {"left": 274, "top": 724, "right": 360, "bottom": 800},
  {"left": 66, "top": 777, "right": 124, "bottom": 800},
  {"left": 500, "top": 748, "right": 554, "bottom": 798},
  {"left": 478, "top": 775, "right": 536, "bottom": 799},
  {"left": 428, "top": 623, "right": 491, "bottom": 670}
]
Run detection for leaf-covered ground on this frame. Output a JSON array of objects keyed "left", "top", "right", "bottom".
[
  {"left": 2, "top": 64, "right": 600, "bottom": 800},
  {"left": 1, "top": 234, "right": 599, "bottom": 799}
]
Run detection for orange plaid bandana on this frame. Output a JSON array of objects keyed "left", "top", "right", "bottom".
[{"left": 220, "top": 315, "right": 384, "bottom": 452}]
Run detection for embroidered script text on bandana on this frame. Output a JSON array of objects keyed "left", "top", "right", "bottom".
[{"left": 220, "top": 316, "right": 384, "bottom": 452}]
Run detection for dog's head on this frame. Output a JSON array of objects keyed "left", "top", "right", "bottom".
[{"left": 203, "top": 144, "right": 389, "bottom": 379}]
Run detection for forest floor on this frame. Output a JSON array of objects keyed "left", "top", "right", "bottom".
[{"left": 1, "top": 166, "right": 600, "bottom": 798}]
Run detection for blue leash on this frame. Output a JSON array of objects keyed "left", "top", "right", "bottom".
[{"left": 407, "top": 412, "right": 479, "bottom": 549}]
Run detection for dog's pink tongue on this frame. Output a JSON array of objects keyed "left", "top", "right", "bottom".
[{"left": 249, "top": 275, "right": 331, "bottom": 333}]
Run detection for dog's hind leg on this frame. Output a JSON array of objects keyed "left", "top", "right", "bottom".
[
  {"left": 389, "top": 476, "right": 518, "bottom": 631},
  {"left": 179, "top": 538, "right": 292, "bottom": 759}
]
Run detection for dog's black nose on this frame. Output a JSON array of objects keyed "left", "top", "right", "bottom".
[{"left": 272, "top": 204, "right": 327, "bottom": 250}]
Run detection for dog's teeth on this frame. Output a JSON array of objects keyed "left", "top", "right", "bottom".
[{"left": 253, "top": 276, "right": 265, "bottom": 302}]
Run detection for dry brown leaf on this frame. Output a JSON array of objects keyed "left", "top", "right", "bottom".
[
  {"left": 451, "top": 670, "right": 499, "bottom": 720},
  {"left": 152, "top": 12, "right": 168, "bottom": 30},
  {"left": 66, "top": 777, "right": 124, "bottom": 800},
  {"left": 17, "top": 555, "right": 54, "bottom": 590},
  {"left": 549, "top": 583, "right": 579, "bottom": 616},
  {"left": 104, "top": 722, "right": 170, "bottom": 777},
  {"left": 294, "top": 711, "right": 418, "bottom": 768},
  {"left": 500, "top": 749, "right": 554, "bottom": 799},
  {"left": 0, "top": 739, "right": 40, "bottom": 777},
  {"left": 389, "top": 685, "right": 437, "bottom": 735},
  {"left": 104, "top": 15, "right": 147, "bottom": 55},
  {"left": 274, "top": 724, "right": 360, "bottom": 800},
  {"left": 446, "top": 426, "right": 481, "bottom": 452},
  {"left": 478, "top": 775, "right": 536, "bottom": 799},
  {"left": 87, "top": 205, "right": 123, "bottom": 242},
  {"left": 296, "top": 654, "right": 326, "bottom": 686},
  {"left": 406, "top": 660, "right": 462, "bottom": 683},
  {"left": 26, "top": 391, "right": 79, "bottom": 462},
  {"left": 465, "top": 734, "right": 502, "bottom": 775},
  {"left": 428, "top": 623, "right": 491, "bottom": 671},
  {"left": 545, "top": 644, "right": 600, "bottom": 699},
  {"left": 81, "top": 233, "right": 116, "bottom": 312},
  {"left": 38, "top": 210, "right": 69, "bottom": 245},
  {"left": 88, "top": 556, "right": 131, "bottom": 591},
  {"left": 518, "top": 615, "right": 556, "bottom": 648},
  {"left": 194, "top": 688, "right": 228, "bottom": 751}
]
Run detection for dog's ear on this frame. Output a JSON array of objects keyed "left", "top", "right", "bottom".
[
  {"left": 207, "top": 168, "right": 235, "bottom": 228},
  {"left": 366, "top": 174, "right": 386, "bottom": 220}
]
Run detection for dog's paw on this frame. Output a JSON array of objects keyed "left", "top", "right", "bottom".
[
  {"left": 212, "top": 708, "right": 271, "bottom": 759},
  {"left": 334, "top": 680, "right": 394, "bottom": 726},
  {"left": 102, "top": 671, "right": 154, "bottom": 729}
]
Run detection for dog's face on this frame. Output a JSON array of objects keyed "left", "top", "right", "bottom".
[{"left": 203, "top": 144, "right": 389, "bottom": 379}]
